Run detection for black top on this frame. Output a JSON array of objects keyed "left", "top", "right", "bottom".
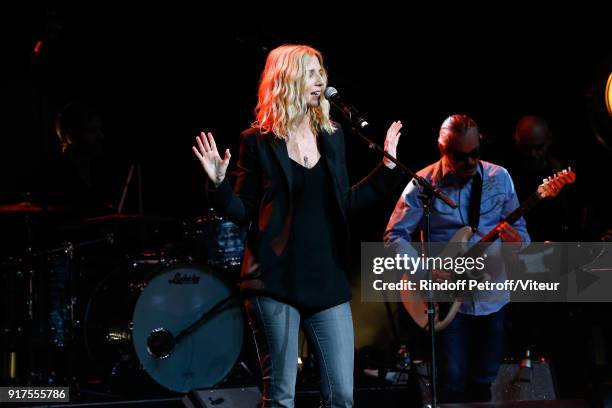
[
  {"left": 283, "top": 158, "right": 351, "bottom": 310},
  {"left": 209, "top": 126, "right": 406, "bottom": 307}
]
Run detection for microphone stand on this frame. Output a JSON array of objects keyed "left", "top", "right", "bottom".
[
  {"left": 347, "top": 123, "right": 455, "bottom": 210},
  {"left": 338, "top": 111, "right": 456, "bottom": 408}
]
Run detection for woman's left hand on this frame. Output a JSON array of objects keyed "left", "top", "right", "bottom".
[{"left": 383, "top": 120, "right": 402, "bottom": 169}]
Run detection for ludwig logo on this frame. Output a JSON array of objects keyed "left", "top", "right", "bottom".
[{"left": 168, "top": 272, "right": 200, "bottom": 284}]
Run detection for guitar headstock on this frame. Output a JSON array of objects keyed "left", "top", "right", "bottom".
[{"left": 537, "top": 167, "right": 576, "bottom": 199}]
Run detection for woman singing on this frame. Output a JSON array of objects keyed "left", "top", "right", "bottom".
[{"left": 192, "top": 44, "right": 404, "bottom": 407}]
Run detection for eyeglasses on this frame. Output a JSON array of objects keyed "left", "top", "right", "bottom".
[{"left": 450, "top": 147, "right": 481, "bottom": 162}]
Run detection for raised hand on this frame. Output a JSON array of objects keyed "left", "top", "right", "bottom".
[
  {"left": 383, "top": 120, "right": 403, "bottom": 169},
  {"left": 192, "top": 131, "right": 231, "bottom": 187}
]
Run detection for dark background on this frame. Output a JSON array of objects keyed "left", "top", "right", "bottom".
[
  {"left": 2, "top": 6, "right": 611, "bottom": 222},
  {"left": 1, "top": 4, "right": 612, "bottom": 402}
]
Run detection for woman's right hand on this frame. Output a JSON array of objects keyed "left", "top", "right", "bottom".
[{"left": 192, "top": 131, "right": 231, "bottom": 187}]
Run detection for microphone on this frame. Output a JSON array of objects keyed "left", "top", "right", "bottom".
[{"left": 324, "top": 87, "right": 369, "bottom": 129}]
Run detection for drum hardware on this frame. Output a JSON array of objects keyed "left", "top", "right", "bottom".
[
  {"left": 2, "top": 195, "right": 251, "bottom": 391},
  {"left": 84, "top": 262, "right": 245, "bottom": 393},
  {"left": 181, "top": 209, "right": 246, "bottom": 271},
  {"left": 146, "top": 294, "right": 235, "bottom": 360},
  {"left": 30, "top": 233, "right": 117, "bottom": 348},
  {"left": 31, "top": 233, "right": 115, "bottom": 259},
  {"left": 0, "top": 199, "right": 67, "bottom": 213}
]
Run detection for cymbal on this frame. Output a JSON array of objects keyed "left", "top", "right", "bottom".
[
  {"left": 81, "top": 213, "right": 175, "bottom": 223},
  {"left": 58, "top": 213, "right": 176, "bottom": 234},
  {"left": 0, "top": 201, "right": 67, "bottom": 213}
]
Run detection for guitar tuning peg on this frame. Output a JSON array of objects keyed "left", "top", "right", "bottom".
[
  {"left": 562, "top": 169, "right": 568, "bottom": 174},
  {"left": 542, "top": 178, "right": 548, "bottom": 183}
]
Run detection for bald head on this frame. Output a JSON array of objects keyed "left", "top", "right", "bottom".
[
  {"left": 514, "top": 115, "right": 551, "bottom": 146},
  {"left": 438, "top": 114, "right": 480, "bottom": 151},
  {"left": 514, "top": 115, "right": 552, "bottom": 170},
  {"left": 438, "top": 114, "right": 482, "bottom": 180}
]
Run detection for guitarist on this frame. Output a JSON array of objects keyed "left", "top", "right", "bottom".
[{"left": 384, "top": 114, "right": 530, "bottom": 403}]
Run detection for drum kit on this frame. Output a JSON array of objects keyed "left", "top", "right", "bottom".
[{"left": 0, "top": 196, "right": 250, "bottom": 395}]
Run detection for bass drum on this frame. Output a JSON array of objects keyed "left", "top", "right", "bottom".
[{"left": 85, "top": 260, "right": 244, "bottom": 393}]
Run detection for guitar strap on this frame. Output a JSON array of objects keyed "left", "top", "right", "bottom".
[{"left": 467, "top": 162, "right": 484, "bottom": 232}]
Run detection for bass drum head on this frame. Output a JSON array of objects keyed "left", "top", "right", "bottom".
[{"left": 132, "top": 264, "right": 243, "bottom": 393}]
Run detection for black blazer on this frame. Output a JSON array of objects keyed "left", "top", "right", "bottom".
[{"left": 209, "top": 124, "right": 405, "bottom": 293}]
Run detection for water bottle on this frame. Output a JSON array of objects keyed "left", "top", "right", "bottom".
[{"left": 396, "top": 344, "right": 411, "bottom": 371}]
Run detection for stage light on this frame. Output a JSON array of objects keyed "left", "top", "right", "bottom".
[{"left": 605, "top": 71, "right": 612, "bottom": 117}]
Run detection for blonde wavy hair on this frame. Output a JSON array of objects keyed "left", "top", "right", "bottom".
[{"left": 253, "top": 44, "right": 336, "bottom": 139}]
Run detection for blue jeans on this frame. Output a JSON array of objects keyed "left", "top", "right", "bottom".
[
  {"left": 244, "top": 297, "right": 354, "bottom": 408},
  {"left": 437, "top": 306, "right": 506, "bottom": 403}
]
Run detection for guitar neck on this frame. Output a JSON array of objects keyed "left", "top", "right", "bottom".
[
  {"left": 462, "top": 167, "right": 574, "bottom": 272},
  {"left": 478, "top": 191, "right": 541, "bottom": 243}
]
